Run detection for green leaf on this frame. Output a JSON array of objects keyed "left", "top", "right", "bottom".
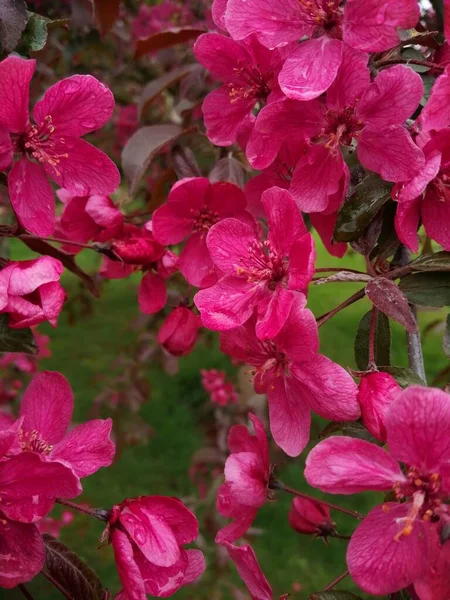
[
  {"left": 334, "top": 174, "right": 393, "bottom": 243},
  {"left": 0, "top": 314, "right": 37, "bottom": 354},
  {"left": 354, "top": 310, "right": 391, "bottom": 370},
  {"left": 399, "top": 272, "right": 450, "bottom": 307},
  {"left": 379, "top": 366, "right": 425, "bottom": 387},
  {"left": 319, "top": 420, "right": 378, "bottom": 443},
  {"left": 400, "top": 47, "right": 431, "bottom": 72},
  {"left": 310, "top": 592, "right": 363, "bottom": 600},
  {"left": 443, "top": 314, "right": 450, "bottom": 358},
  {"left": 411, "top": 251, "right": 450, "bottom": 272},
  {"left": 17, "top": 12, "right": 48, "bottom": 54}
]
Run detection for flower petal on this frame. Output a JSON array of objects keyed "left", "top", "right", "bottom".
[
  {"left": 111, "top": 529, "right": 147, "bottom": 600},
  {"left": 0, "top": 519, "right": 45, "bottom": 588},
  {"left": 418, "top": 65, "right": 450, "bottom": 133},
  {"left": 0, "top": 56, "right": 35, "bottom": 133},
  {"left": 222, "top": 542, "right": 273, "bottom": 600},
  {"left": 138, "top": 272, "right": 167, "bottom": 315},
  {"left": 327, "top": 43, "right": 370, "bottom": 111},
  {"left": 202, "top": 87, "right": 254, "bottom": 146},
  {"left": 262, "top": 187, "right": 306, "bottom": 255},
  {"left": 179, "top": 233, "right": 217, "bottom": 288},
  {"left": 216, "top": 482, "right": 258, "bottom": 543},
  {"left": 225, "top": 452, "right": 267, "bottom": 507}
]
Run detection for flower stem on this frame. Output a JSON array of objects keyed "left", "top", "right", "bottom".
[
  {"left": 18, "top": 584, "right": 35, "bottom": 600},
  {"left": 316, "top": 288, "right": 366, "bottom": 328},
  {"left": 332, "top": 533, "right": 351, "bottom": 540},
  {"left": 55, "top": 498, "right": 110, "bottom": 521},
  {"left": 314, "top": 267, "right": 366, "bottom": 275},
  {"left": 323, "top": 569, "right": 349, "bottom": 591},
  {"left": 273, "top": 482, "right": 364, "bottom": 520},
  {"left": 19, "top": 234, "right": 94, "bottom": 250},
  {"left": 406, "top": 305, "right": 427, "bottom": 384}
]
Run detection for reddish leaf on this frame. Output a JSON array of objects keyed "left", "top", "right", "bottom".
[
  {"left": 138, "top": 64, "right": 198, "bottom": 120},
  {"left": 365, "top": 277, "right": 417, "bottom": 333},
  {"left": 122, "top": 124, "right": 183, "bottom": 195},
  {"left": 170, "top": 145, "right": 201, "bottom": 179},
  {"left": 135, "top": 27, "right": 205, "bottom": 58},
  {"left": 90, "top": 0, "right": 120, "bottom": 36},
  {"left": 0, "top": 0, "right": 28, "bottom": 52},
  {"left": 209, "top": 157, "right": 246, "bottom": 188}
]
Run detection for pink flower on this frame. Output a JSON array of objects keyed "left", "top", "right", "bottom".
[
  {"left": 195, "top": 187, "right": 315, "bottom": 340},
  {"left": 201, "top": 369, "right": 238, "bottom": 406},
  {"left": 253, "top": 49, "right": 425, "bottom": 213},
  {"left": 37, "top": 510, "right": 74, "bottom": 538},
  {"left": 358, "top": 371, "right": 401, "bottom": 442},
  {"left": 194, "top": 33, "right": 285, "bottom": 146},
  {"left": 115, "top": 105, "right": 138, "bottom": 148},
  {"left": 216, "top": 413, "right": 270, "bottom": 543},
  {"left": 132, "top": 1, "right": 194, "bottom": 40},
  {"left": 288, "top": 497, "right": 335, "bottom": 538},
  {"left": 305, "top": 386, "right": 450, "bottom": 596},
  {"left": 0, "top": 56, "right": 120, "bottom": 236},
  {"left": 219, "top": 299, "right": 359, "bottom": 456},
  {"left": 15, "top": 371, "right": 115, "bottom": 490},
  {"left": 222, "top": 542, "right": 274, "bottom": 600},
  {"left": 224, "top": 0, "right": 419, "bottom": 100},
  {"left": 0, "top": 256, "right": 65, "bottom": 328},
  {"left": 153, "top": 178, "right": 252, "bottom": 288},
  {"left": 157, "top": 307, "right": 201, "bottom": 356},
  {"left": 107, "top": 495, "right": 205, "bottom": 599}
]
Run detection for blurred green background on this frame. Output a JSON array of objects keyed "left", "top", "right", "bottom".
[{"left": 5, "top": 240, "right": 448, "bottom": 600}]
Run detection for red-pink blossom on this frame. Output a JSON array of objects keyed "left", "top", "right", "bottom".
[
  {"left": 216, "top": 413, "right": 270, "bottom": 543},
  {"left": 132, "top": 1, "right": 194, "bottom": 40},
  {"left": 288, "top": 497, "right": 335, "bottom": 538},
  {"left": 195, "top": 187, "right": 315, "bottom": 340},
  {"left": 194, "top": 33, "right": 285, "bottom": 146},
  {"left": 37, "top": 510, "right": 74, "bottom": 538},
  {"left": 153, "top": 177, "right": 252, "bottom": 288},
  {"left": 108, "top": 495, "right": 205, "bottom": 599},
  {"left": 201, "top": 369, "right": 238, "bottom": 406},
  {"left": 0, "top": 56, "right": 120, "bottom": 236},
  {"left": 0, "top": 256, "right": 65, "bottom": 328},
  {"left": 253, "top": 50, "right": 425, "bottom": 213},
  {"left": 219, "top": 299, "right": 359, "bottom": 456},
  {"left": 305, "top": 386, "right": 450, "bottom": 596},
  {"left": 157, "top": 307, "right": 201, "bottom": 356},
  {"left": 358, "top": 371, "right": 401, "bottom": 442},
  {"left": 222, "top": 542, "right": 274, "bottom": 600},
  {"left": 224, "top": 0, "right": 419, "bottom": 100}
]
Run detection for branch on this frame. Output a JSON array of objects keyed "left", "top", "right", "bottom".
[
  {"left": 406, "top": 305, "right": 427, "bottom": 384},
  {"left": 322, "top": 570, "right": 349, "bottom": 592},
  {"left": 18, "top": 584, "right": 35, "bottom": 600},
  {"left": 316, "top": 288, "right": 366, "bottom": 327},
  {"left": 55, "top": 498, "right": 110, "bottom": 521}
]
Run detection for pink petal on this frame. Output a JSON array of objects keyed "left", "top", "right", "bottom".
[
  {"left": 327, "top": 43, "right": 370, "bottom": 111},
  {"left": 245, "top": 126, "right": 282, "bottom": 172},
  {"left": 357, "top": 125, "right": 425, "bottom": 182},
  {"left": 138, "top": 272, "right": 167, "bottom": 315},
  {"left": 413, "top": 528, "right": 450, "bottom": 600},
  {"left": 207, "top": 218, "right": 257, "bottom": 274},
  {"left": 386, "top": 386, "right": 450, "bottom": 472},
  {"left": 267, "top": 374, "right": 311, "bottom": 457},
  {"left": 43, "top": 136, "right": 120, "bottom": 196},
  {"left": 304, "top": 437, "right": 405, "bottom": 494},
  {"left": 0, "top": 56, "right": 35, "bottom": 133},
  {"left": 181, "top": 549, "right": 206, "bottom": 586},
  {"left": 51, "top": 418, "right": 115, "bottom": 477},
  {"left": 358, "top": 372, "right": 402, "bottom": 442},
  {"left": 202, "top": 87, "right": 254, "bottom": 146},
  {"left": 216, "top": 483, "right": 258, "bottom": 543},
  {"left": 0, "top": 519, "right": 45, "bottom": 588},
  {"left": 0, "top": 126, "right": 13, "bottom": 170},
  {"left": 262, "top": 187, "right": 306, "bottom": 255},
  {"left": 309, "top": 211, "right": 347, "bottom": 258},
  {"left": 279, "top": 38, "right": 343, "bottom": 101},
  {"left": 397, "top": 151, "right": 441, "bottom": 202},
  {"left": 290, "top": 145, "right": 347, "bottom": 213},
  {"left": 225, "top": 0, "right": 312, "bottom": 47},
  {"left": 343, "top": 0, "right": 420, "bottom": 52},
  {"left": 394, "top": 195, "right": 421, "bottom": 253},
  {"left": 418, "top": 66, "right": 450, "bottom": 133},
  {"left": 225, "top": 452, "right": 267, "bottom": 507},
  {"left": 273, "top": 300, "right": 318, "bottom": 362},
  {"left": 111, "top": 529, "right": 147, "bottom": 600},
  {"left": 347, "top": 503, "right": 428, "bottom": 595},
  {"left": 179, "top": 233, "right": 217, "bottom": 288},
  {"left": 222, "top": 542, "right": 273, "bottom": 600},
  {"left": 60, "top": 195, "right": 98, "bottom": 241},
  {"left": 292, "top": 354, "right": 360, "bottom": 421},
  {"left": 85, "top": 195, "right": 123, "bottom": 228},
  {"left": 288, "top": 233, "right": 316, "bottom": 291},
  {"left": 20, "top": 371, "right": 73, "bottom": 444},
  {"left": 35, "top": 281, "right": 65, "bottom": 327},
  {"left": 212, "top": 0, "right": 228, "bottom": 30},
  {"left": 207, "top": 181, "right": 248, "bottom": 216},
  {"left": 33, "top": 75, "right": 114, "bottom": 137},
  {"left": 422, "top": 187, "right": 450, "bottom": 250},
  {"left": 194, "top": 33, "right": 253, "bottom": 81},
  {"left": 245, "top": 170, "right": 285, "bottom": 219},
  {"left": 8, "top": 158, "right": 55, "bottom": 236},
  {"left": 357, "top": 65, "right": 423, "bottom": 127},
  {"left": 255, "top": 288, "right": 295, "bottom": 340},
  {"left": 7, "top": 256, "right": 63, "bottom": 296},
  {"left": 137, "top": 548, "right": 189, "bottom": 598},
  {"left": 195, "top": 275, "right": 263, "bottom": 331}
]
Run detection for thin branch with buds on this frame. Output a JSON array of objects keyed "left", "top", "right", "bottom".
[
  {"left": 322, "top": 569, "right": 350, "bottom": 591},
  {"left": 55, "top": 498, "right": 110, "bottom": 521},
  {"left": 316, "top": 288, "right": 366, "bottom": 328}
]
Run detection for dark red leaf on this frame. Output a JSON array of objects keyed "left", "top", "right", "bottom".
[
  {"left": 138, "top": 64, "right": 197, "bottom": 120},
  {"left": 365, "top": 277, "right": 417, "bottom": 333},
  {"left": 209, "top": 156, "right": 246, "bottom": 188},
  {"left": 90, "top": 0, "right": 120, "bottom": 36},
  {"left": 135, "top": 27, "right": 205, "bottom": 58},
  {"left": 0, "top": 0, "right": 28, "bottom": 52}
]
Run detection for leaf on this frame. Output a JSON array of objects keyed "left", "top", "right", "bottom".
[
  {"left": 319, "top": 419, "right": 378, "bottom": 443},
  {"left": 334, "top": 174, "right": 393, "bottom": 243},
  {"left": 399, "top": 28, "right": 440, "bottom": 49},
  {"left": 122, "top": 124, "right": 183, "bottom": 196},
  {"left": 443, "top": 314, "right": 450, "bottom": 358},
  {"left": 43, "top": 535, "right": 104, "bottom": 600},
  {"left": 0, "top": 0, "right": 28, "bottom": 52},
  {"left": 399, "top": 272, "right": 450, "bottom": 307},
  {"left": 400, "top": 47, "right": 431, "bottom": 72},
  {"left": 170, "top": 145, "right": 201, "bottom": 179},
  {"left": 314, "top": 271, "right": 372, "bottom": 285},
  {"left": 0, "top": 314, "right": 37, "bottom": 354},
  {"left": 19, "top": 236, "right": 99, "bottom": 297},
  {"left": 411, "top": 251, "right": 450, "bottom": 272},
  {"left": 354, "top": 310, "right": 391, "bottom": 371},
  {"left": 310, "top": 592, "right": 363, "bottom": 600},
  {"left": 209, "top": 157, "right": 246, "bottom": 187},
  {"left": 366, "top": 277, "right": 417, "bottom": 333},
  {"left": 135, "top": 27, "right": 205, "bottom": 58},
  {"left": 379, "top": 366, "right": 426, "bottom": 387},
  {"left": 138, "top": 64, "right": 197, "bottom": 121},
  {"left": 90, "top": 0, "right": 120, "bottom": 36}
]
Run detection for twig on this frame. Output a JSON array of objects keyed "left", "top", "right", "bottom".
[
  {"left": 316, "top": 288, "right": 366, "bottom": 328},
  {"left": 323, "top": 570, "right": 349, "bottom": 591},
  {"left": 41, "top": 570, "right": 74, "bottom": 600},
  {"left": 315, "top": 267, "right": 366, "bottom": 275},
  {"left": 406, "top": 305, "right": 427, "bottom": 384},
  {"left": 18, "top": 584, "right": 35, "bottom": 600},
  {"left": 19, "top": 234, "right": 94, "bottom": 250},
  {"left": 55, "top": 498, "right": 110, "bottom": 521},
  {"left": 374, "top": 57, "right": 444, "bottom": 71}
]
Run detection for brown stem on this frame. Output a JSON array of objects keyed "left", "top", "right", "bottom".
[
  {"left": 368, "top": 308, "right": 378, "bottom": 367},
  {"left": 332, "top": 534, "right": 351, "bottom": 540},
  {"left": 316, "top": 288, "right": 366, "bottom": 328},
  {"left": 41, "top": 570, "right": 74, "bottom": 600},
  {"left": 55, "top": 498, "right": 109, "bottom": 521},
  {"left": 19, "top": 234, "right": 94, "bottom": 250},
  {"left": 374, "top": 57, "right": 444, "bottom": 71},
  {"left": 18, "top": 584, "right": 35, "bottom": 600},
  {"left": 323, "top": 570, "right": 350, "bottom": 591},
  {"left": 274, "top": 482, "right": 364, "bottom": 520},
  {"left": 386, "top": 264, "right": 413, "bottom": 280},
  {"left": 315, "top": 267, "right": 366, "bottom": 275}
]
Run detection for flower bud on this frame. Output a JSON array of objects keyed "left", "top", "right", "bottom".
[
  {"left": 358, "top": 371, "right": 401, "bottom": 442},
  {"left": 288, "top": 497, "right": 335, "bottom": 538},
  {"left": 111, "top": 237, "right": 165, "bottom": 265},
  {"left": 158, "top": 307, "right": 201, "bottom": 356}
]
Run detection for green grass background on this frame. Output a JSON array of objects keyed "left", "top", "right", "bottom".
[{"left": 5, "top": 241, "right": 448, "bottom": 600}]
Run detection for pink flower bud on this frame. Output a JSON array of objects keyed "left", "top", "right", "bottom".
[
  {"left": 201, "top": 369, "right": 238, "bottom": 406},
  {"left": 111, "top": 237, "right": 165, "bottom": 265},
  {"left": 158, "top": 307, "right": 201, "bottom": 356},
  {"left": 358, "top": 371, "right": 401, "bottom": 442},
  {"left": 288, "top": 497, "right": 335, "bottom": 538}
]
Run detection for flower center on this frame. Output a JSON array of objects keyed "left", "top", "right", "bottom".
[
  {"left": 235, "top": 239, "right": 288, "bottom": 289},
  {"left": 297, "top": 0, "right": 344, "bottom": 36},
  {"left": 228, "top": 61, "right": 272, "bottom": 104},
  {"left": 19, "top": 429, "right": 53, "bottom": 454},
  {"left": 430, "top": 171, "right": 450, "bottom": 202},
  {"left": 318, "top": 106, "right": 363, "bottom": 152},
  {"left": 249, "top": 340, "right": 289, "bottom": 384},
  {"left": 191, "top": 206, "right": 220, "bottom": 233}
]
